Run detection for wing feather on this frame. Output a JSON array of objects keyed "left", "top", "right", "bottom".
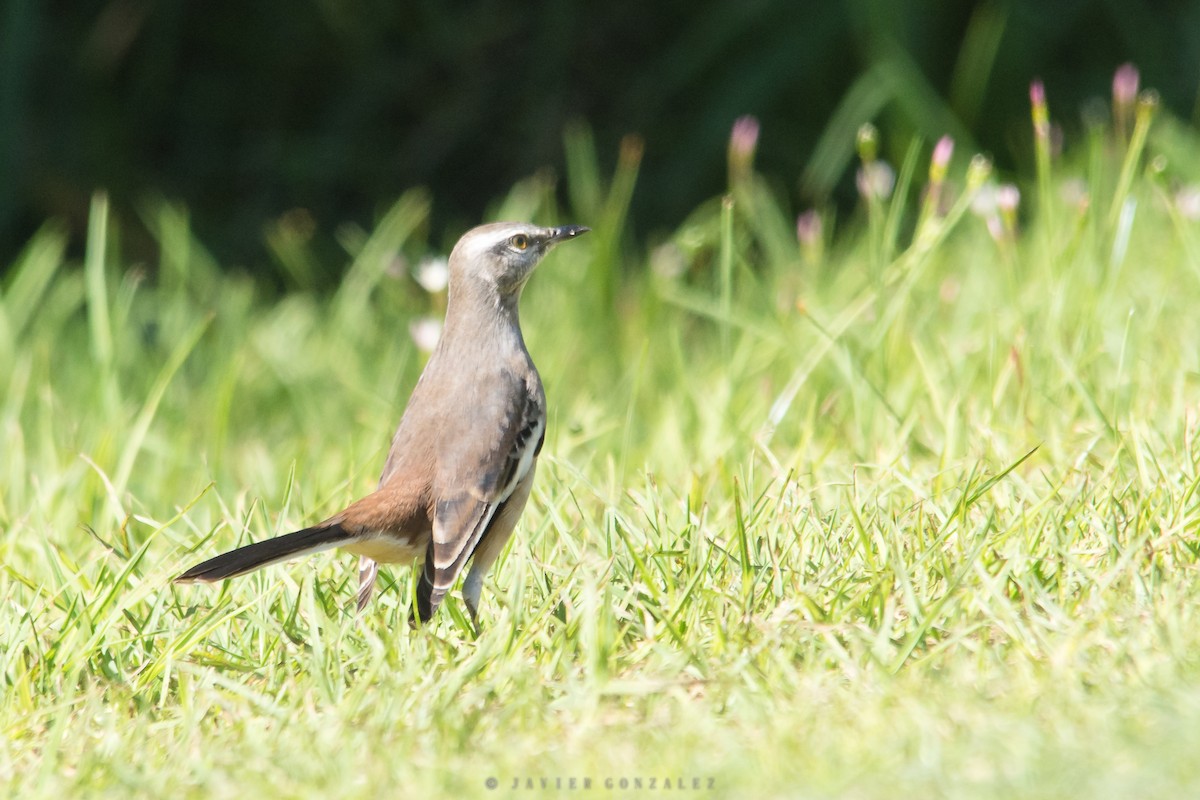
[{"left": 415, "top": 378, "right": 544, "bottom": 620}]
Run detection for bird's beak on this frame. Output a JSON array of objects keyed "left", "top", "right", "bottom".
[{"left": 547, "top": 224, "right": 590, "bottom": 245}]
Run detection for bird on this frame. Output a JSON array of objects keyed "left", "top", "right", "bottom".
[{"left": 175, "top": 221, "right": 590, "bottom": 625}]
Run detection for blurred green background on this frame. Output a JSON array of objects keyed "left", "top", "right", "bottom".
[{"left": 2, "top": 0, "right": 1198, "bottom": 273}]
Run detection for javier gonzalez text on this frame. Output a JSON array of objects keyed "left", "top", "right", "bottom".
[{"left": 489, "top": 775, "right": 717, "bottom": 790}]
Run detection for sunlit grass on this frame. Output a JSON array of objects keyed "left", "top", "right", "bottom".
[{"left": 5, "top": 78, "right": 1200, "bottom": 798}]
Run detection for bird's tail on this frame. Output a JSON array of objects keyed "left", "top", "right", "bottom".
[{"left": 175, "top": 524, "right": 351, "bottom": 583}]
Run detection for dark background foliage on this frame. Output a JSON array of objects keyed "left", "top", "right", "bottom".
[{"left": 2, "top": 0, "right": 1198, "bottom": 274}]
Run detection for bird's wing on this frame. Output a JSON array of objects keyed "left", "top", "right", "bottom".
[{"left": 416, "top": 375, "right": 544, "bottom": 621}]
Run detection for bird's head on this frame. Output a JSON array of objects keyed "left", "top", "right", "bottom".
[{"left": 449, "top": 221, "right": 590, "bottom": 303}]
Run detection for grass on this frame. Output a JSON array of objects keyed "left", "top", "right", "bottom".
[{"left": 5, "top": 85, "right": 1200, "bottom": 798}]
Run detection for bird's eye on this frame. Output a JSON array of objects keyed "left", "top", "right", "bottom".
[{"left": 510, "top": 234, "right": 529, "bottom": 251}]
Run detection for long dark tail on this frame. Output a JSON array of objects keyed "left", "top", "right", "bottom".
[{"left": 175, "top": 524, "right": 352, "bottom": 583}]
